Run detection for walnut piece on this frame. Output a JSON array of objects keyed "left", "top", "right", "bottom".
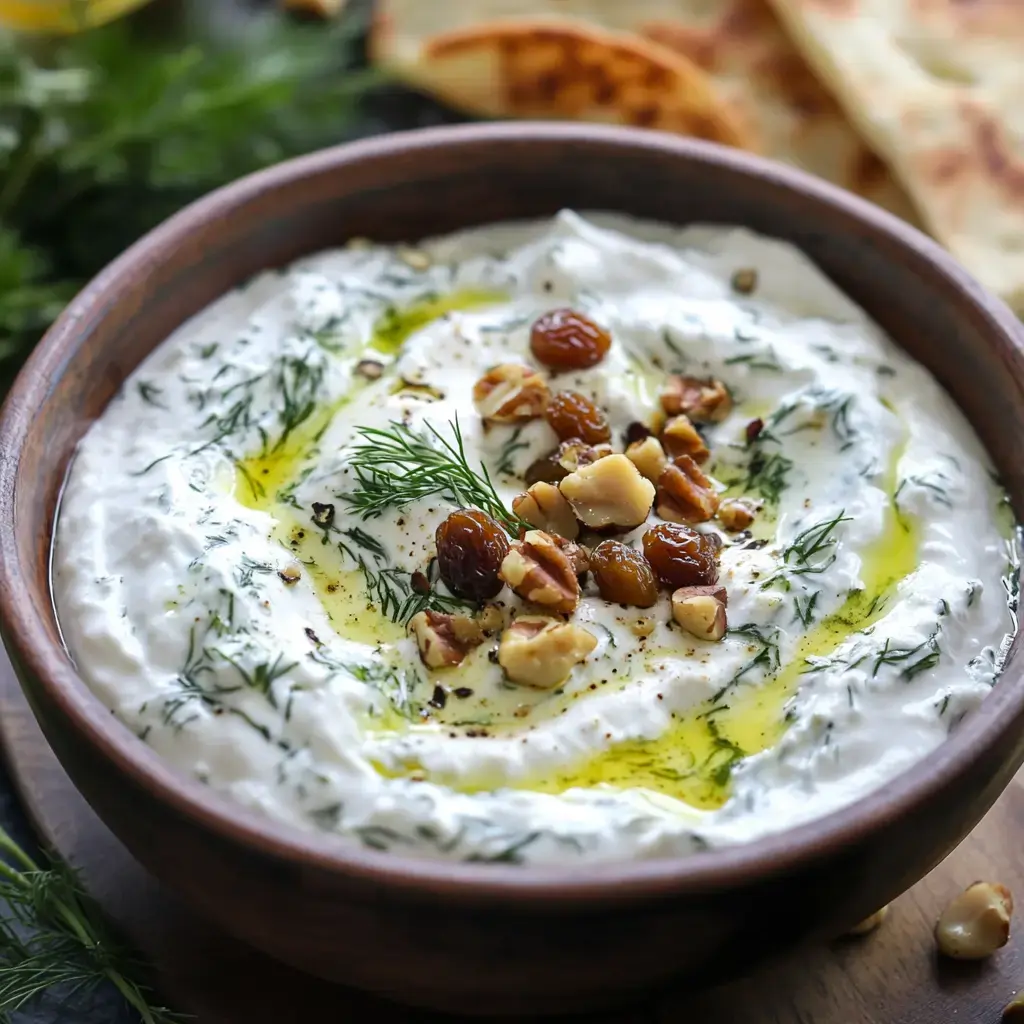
[
  {"left": 499, "top": 530, "right": 580, "bottom": 613},
  {"left": 477, "top": 604, "right": 506, "bottom": 635},
  {"left": 277, "top": 561, "right": 302, "bottom": 585},
  {"left": 512, "top": 482, "right": 580, "bottom": 540},
  {"left": 498, "top": 616, "right": 597, "bottom": 688},
  {"left": 409, "top": 610, "right": 485, "bottom": 668},
  {"left": 935, "top": 882, "right": 1013, "bottom": 960},
  {"left": 555, "top": 438, "right": 614, "bottom": 474},
  {"left": 555, "top": 535, "right": 591, "bottom": 575},
  {"left": 661, "top": 375, "right": 732, "bottom": 423},
  {"left": 672, "top": 585, "right": 728, "bottom": 641},
  {"left": 625, "top": 435, "right": 669, "bottom": 483},
  {"left": 731, "top": 267, "right": 758, "bottom": 295},
  {"left": 354, "top": 358, "right": 384, "bottom": 380},
  {"left": 657, "top": 455, "right": 720, "bottom": 524},
  {"left": 661, "top": 414, "right": 709, "bottom": 463},
  {"left": 559, "top": 454, "right": 656, "bottom": 530},
  {"left": 472, "top": 363, "right": 550, "bottom": 424},
  {"left": 717, "top": 497, "right": 759, "bottom": 532}
]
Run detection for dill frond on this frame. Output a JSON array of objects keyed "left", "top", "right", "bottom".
[
  {"left": 0, "top": 826, "right": 181, "bottom": 1023},
  {"left": 343, "top": 417, "right": 525, "bottom": 533}
]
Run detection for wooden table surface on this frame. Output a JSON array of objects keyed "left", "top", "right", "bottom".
[{"left": 1, "top": 649, "right": 1021, "bottom": 1024}]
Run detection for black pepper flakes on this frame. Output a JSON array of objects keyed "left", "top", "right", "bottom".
[
  {"left": 311, "top": 502, "right": 335, "bottom": 528},
  {"left": 624, "top": 421, "right": 652, "bottom": 447},
  {"left": 304, "top": 627, "right": 322, "bottom": 646},
  {"left": 428, "top": 685, "right": 448, "bottom": 710},
  {"left": 454, "top": 687, "right": 474, "bottom": 699}
]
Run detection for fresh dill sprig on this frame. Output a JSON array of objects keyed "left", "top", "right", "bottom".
[
  {"left": 762, "top": 510, "right": 851, "bottom": 591},
  {"left": 0, "top": 825, "right": 181, "bottom": 1023},
  {"left": 343, "top": 417, "right": 525, "bottom": 532}
]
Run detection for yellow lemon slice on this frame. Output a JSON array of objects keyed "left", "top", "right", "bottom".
[{"left": 0, "top": 0, "right": 153, "bottom": 32}]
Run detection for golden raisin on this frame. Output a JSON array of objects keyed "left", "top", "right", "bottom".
[
  {"left": 530, "top": 308, "right": 611, "bottom": 371},
  {"left": 590, "top": 541, "right": 658, "bottom": 607},
  {"left": 545, "top": 390, "right": 612, "bottom": 444},
  {"left": 435, "top": 510, "right": 510, "bottom": 601},
  {"left": 641, "top": 522, "right": 719, "bottom": 588}
]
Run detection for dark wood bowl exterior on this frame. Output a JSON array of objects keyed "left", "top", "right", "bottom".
[{"left": 1, "top": 124, "right": 1023, "bottom": 1014}]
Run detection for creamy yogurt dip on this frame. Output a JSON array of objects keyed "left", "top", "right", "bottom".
[{"left": 53, "top": 211, "right": 1019, "bottom": 865}]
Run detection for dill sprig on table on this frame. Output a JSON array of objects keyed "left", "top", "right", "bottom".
[
  {"left": 343, "top": 417, "right": 525, "bottom": 533},
  {"left": 0, "top": 825, "right": 180, "bottom": 1023}
]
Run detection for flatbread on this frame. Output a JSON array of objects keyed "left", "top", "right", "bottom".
[
  {"left": 371, "top": 14, "right": 753, "bottom": 149},
  {"left": 764, "top": 0, "right": 1024, "bottom": 311},
  {"left": 371, "top": 0, "right": 918, "bottom": 222}
]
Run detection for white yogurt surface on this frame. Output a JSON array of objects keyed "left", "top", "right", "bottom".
[{"left": 52, "top": 211, "right": 1019, "bottom": 864}]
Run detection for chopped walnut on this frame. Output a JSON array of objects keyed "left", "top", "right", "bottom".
[
  {"left": 499, "top": 530, "right": 580, "bottom": 613},
  {"left": 472, "top": 363, "right": 550, "bottom": 424},
  {"left": 657, "top": 455, "right": 720, "bottom": 524},
  {"left": 409, "top": 610, "right": 485, "bottom": 669},
  {"left": 498, "top": 616, "right": 597, "bottom": 688},
  {"left": 513, "top": 482, "right": 580, "bottom": 541},
  {"left": 717, "top": 497, "right": 759, "bottom": 532},
  {"left": 354, "top": 359, "right": 384, "bottom": 380},
  {"left": 625, "top": 435, "right": 669, "bottom": 483},
  {"left": 661, "top": 414, "right": 709, "bottom": 463},
  {"left": 277, "top": 561, "right": 302, "bottom": 585},
  {"left": 555, "top": 535, "right": 591, "bottom": 575},
  {"left": 672, "top": 585, "right": 728, "bottom": 641},
  {"left": 555, "top": 438, "right": 614, "bottom": 474},
  {"left": 936, "top": 882, "right": 1013, "bottom": 960},
  {"left": 661, "top": 375, "right": 732, "bottom": 423},
  {"left": 731, "top": 267, "right": 758, "bottom": 295},
  {"left": 477, "top": 604, "right": 505, "bottom": 635},
  {"left": 560, "top": 454, "right": 656, "bottom": 530}
]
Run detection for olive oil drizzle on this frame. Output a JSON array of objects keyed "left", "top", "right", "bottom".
[{"left": 385, "top": 441, "right": 922, "bottom": 810}]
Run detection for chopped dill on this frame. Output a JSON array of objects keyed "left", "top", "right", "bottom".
[
  {"left": 495, "top": 426, "right": 530, "bottom": 477},
  {"left": 762, "top": 510, "right": 851, "bottom": 591},
  {"left": 136, "top": 380, "right": 166, "bottom": 408},
  {"left": 894, "top": 471, "right": 953, "bottom": 510},
  {"left": 744, "top": 451, "right": 793, "bottom": 504},
  {"left": 336, "top": 537, "right": 473, "bottom": 624},
  {"left": 214, "top": 650, "right": 298, "bottom": 710},
  {"left": 310, "top": 647, "right": 423, "bottom": 719},
  {"left": 236, "top": 555, "right": 274, "bottom": 589},
  {"left": 713, "top": 623, "right": 781, "bottom": 700},
  {"left": 872, "top": 633, "right": 941, "bottom": 681},
  {"left": 793, "top": 591, "right": 820, "bottom": 627}
]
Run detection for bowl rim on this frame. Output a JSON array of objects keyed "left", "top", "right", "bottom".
[{"left": 1, "top": 121, "right": 1022, "bottom": 904}]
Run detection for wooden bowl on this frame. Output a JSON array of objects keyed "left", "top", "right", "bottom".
[{"left": 1, "top": 124, "right": 1023, "bottom": 1016}]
